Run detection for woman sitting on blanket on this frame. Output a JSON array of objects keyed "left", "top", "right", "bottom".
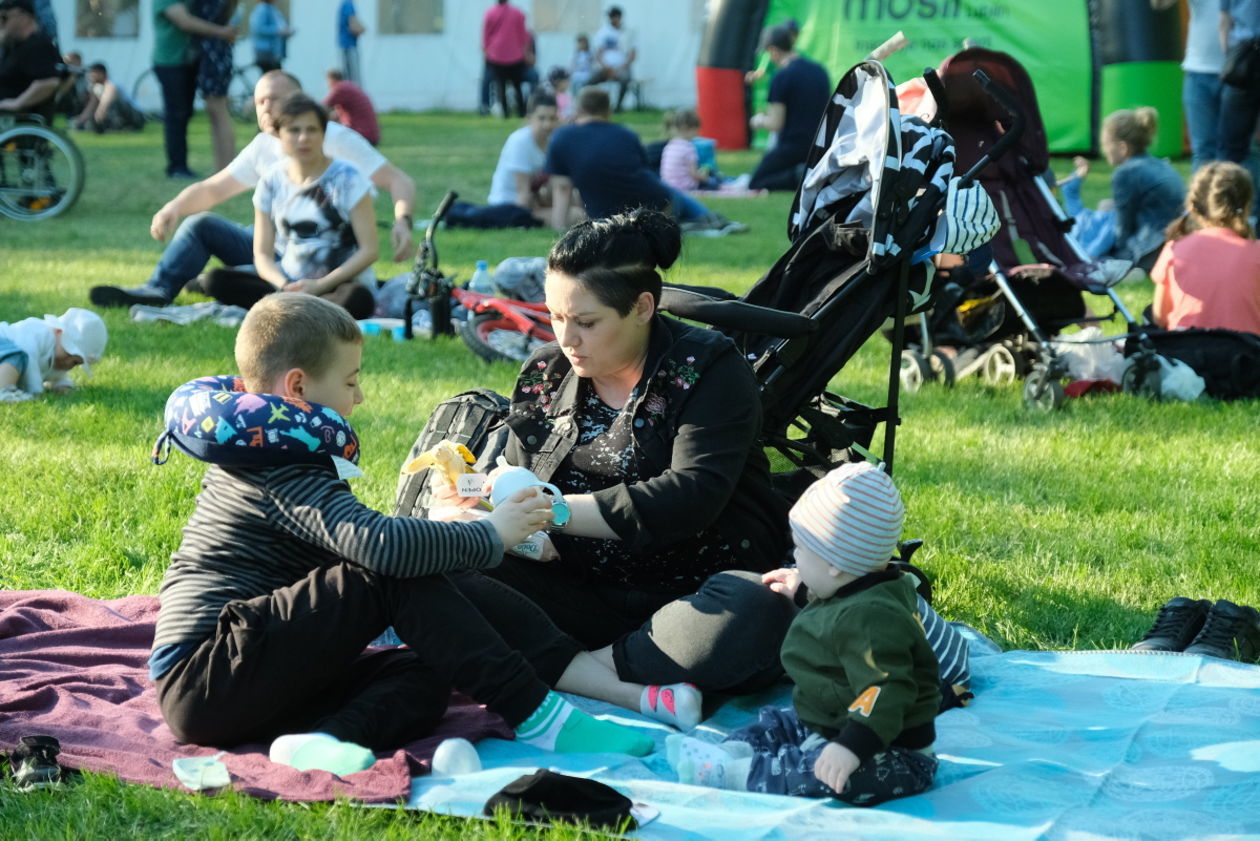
[
  {"left": 202, "top": 92, "right": 378, "bottom": 319},
  {"left": 472, "top": 208, "right": 798, "bottom": 701}
]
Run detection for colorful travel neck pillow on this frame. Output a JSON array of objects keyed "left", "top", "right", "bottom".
[{"left": 152, "top": 375, "right": 360, "bottom": 468}]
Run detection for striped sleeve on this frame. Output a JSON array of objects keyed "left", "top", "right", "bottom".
[
  {"left": 918, "top": 594, "right": 971, "bottom": 687},
  {"left": 265, "top": 466, "right": 503, "bottom": 578}
]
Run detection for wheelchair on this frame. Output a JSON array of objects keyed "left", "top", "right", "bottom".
[{"left": 0, "top": 112, "right": 85, "bottom": 221}]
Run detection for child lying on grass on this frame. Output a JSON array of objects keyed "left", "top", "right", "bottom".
[{"left": 0, "top": 307, "right": 106, "bottom": 403}]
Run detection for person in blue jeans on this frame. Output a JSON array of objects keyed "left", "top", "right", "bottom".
[
  {"left": 336, "top": 0, "right": 364, "bottom": 83},
  {"left": 544, "top": 86, "right": 746, "bottom": 237},
  {"left": 1218, "top": 0, "right": 1260, "bottom": 217},
  {"left": 1151, "top": 0, "right": 1224, "bottom": 171},
  {"left": 88, "top": 71, "right": 417, "bottom": 310}
]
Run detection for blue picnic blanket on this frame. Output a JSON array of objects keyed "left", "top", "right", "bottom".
[{"left": 401, "top": 637, "right": 1260, "bottom": 839}]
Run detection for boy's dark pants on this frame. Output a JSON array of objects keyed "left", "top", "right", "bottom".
[{"left": 155, "top": 563, "right": 583, "bottom": 750}]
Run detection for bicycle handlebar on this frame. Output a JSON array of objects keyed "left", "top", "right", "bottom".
[{"left": 431, "top": 190, "right": 458, "bottom": 230}]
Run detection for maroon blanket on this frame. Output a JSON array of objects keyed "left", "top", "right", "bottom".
[{"left": 0, "top": 590, "right": 514, "bottom": 802}]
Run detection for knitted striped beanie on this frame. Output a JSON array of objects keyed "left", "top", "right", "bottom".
[{"left": 789, "top": 462, "right": 905, "bottom": 576}]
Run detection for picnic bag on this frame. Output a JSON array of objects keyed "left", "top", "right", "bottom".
[{"left": 392, "top": 388, "right": 511, "bottom": 519}]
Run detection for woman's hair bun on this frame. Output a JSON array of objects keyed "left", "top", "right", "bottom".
[{"left": 624, "top": 208, "right": 682, "bottom": 271}]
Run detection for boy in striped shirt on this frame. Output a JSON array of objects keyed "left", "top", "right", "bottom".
[{"left": 151, "top": 294, "right": 657, "bottom": 776}]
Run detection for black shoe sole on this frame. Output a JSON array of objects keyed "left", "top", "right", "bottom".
[{"left": 89, "top": 287, "right": 169, "bottom": 308}]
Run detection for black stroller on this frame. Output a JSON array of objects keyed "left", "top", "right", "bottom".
[
  {"left": 659, "top": 59, "right": 1018, "bottom": 480},
  {"left": 898, "top": 47, "right": 1142, "bottom": 411},
  {"left": 397, "top": 59, "right": 1017, "bottom": 534}
]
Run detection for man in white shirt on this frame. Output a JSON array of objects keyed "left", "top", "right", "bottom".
[
  {"left": 486, "top": 92, "right": 557, "bottom": 218},
  {"left": 89, "top": 70, "right": 417, "bottom": 308},
  {"left": 446, "top": 91, "right": 565, "bottom": 230},
  {"left": 592, "top": 6, "right": 635, "bottom": 112}
]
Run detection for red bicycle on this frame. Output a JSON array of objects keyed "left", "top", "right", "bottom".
[{"left": 404, "top": 191, "right": 555, "bottom": 364}]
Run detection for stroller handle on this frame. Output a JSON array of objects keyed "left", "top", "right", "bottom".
[
  {"left": 957, "top": 69, "right": 1025, "bottom": 187},
  {"left": 660, "top": 287, "right": 817, "bottom": 339}
]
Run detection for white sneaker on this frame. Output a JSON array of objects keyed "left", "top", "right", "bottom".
[{"left": 0, "top": 386, "right": 34, "bottom": 403}]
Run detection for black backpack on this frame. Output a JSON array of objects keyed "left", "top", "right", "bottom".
[
  {"left": 1128, "top": 328, "right": 1260, "bottom": 401},
  {"left": 392, "top": 388, "right": 511, "bottom": 519}
]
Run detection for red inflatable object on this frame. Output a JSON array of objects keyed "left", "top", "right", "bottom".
[{"left": 696, "top": 66, "right": 748, "bottom": 150}]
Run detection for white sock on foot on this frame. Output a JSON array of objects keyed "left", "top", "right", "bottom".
[{"left": 665, "top": 734, "right": 752, "bottom": 773}]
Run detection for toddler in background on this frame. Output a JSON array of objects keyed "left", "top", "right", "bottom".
[
  {"left": 0, "top": 308, "right": 107, "bottom": 403},
  {"left": 659, "top": 109, "right": 720, "bottom": 192},
  {"left": 1061, "top": 106, "right": 1185, "bottom": 266},
  {"left": 667, "top": 462, "right": 942, "bottom": 807},
  {"left": 569, "top": 33, "right": 594, "bottom": 91},
  {"left": 546, "top": 66, "right": 573, "bottom": 121}
]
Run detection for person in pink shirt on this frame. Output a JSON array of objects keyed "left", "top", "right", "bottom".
[
  {"left": 323, "top": 68, "right": 380, "bottom": 146},
  {"left": 1152, "top": 161, "right": 1260, "bottom": 335},
  {"left": 482, "top": 0, "right": 529, "bottom": 118}
]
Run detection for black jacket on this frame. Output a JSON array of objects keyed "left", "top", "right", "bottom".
[{"left": 503, "top": 315, "right": 790, "bottom": 582}]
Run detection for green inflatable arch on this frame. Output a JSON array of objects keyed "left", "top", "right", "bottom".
[{"left": 709, "top": 0, "right": 1184, "bottom": 156}]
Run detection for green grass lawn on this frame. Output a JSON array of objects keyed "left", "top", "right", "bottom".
[{"left": 2, "top": 109, "right": 1257, "bottom": 838}]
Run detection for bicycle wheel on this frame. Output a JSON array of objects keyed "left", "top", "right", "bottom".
[
  {"left": 0, "top": 125, "right": 86, "bottom": 221},
  {"left": 132, "top": 68, "right": 164, "bottom": 121},
  {"left": 460, "top": 310, "right": 547, "bottom": 364},
  {"left": 228, "top": 65, "right": 260, "bottom": 124}
]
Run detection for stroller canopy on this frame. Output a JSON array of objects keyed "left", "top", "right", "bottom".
[{"left": 789, "top": 61, "right": 959, "bottom": 273}]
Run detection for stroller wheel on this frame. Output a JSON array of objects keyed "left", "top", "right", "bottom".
[
  {"left": 929, "top": 350, "right": 956, "bottom": 388},
  {"left": 900, "top": 350, "right": 931, "bottom": 393},
  {"left": 981, "top": 345, "right": 1023, "bottom": 386},
  {"left": 1023, "top": 365, "right": 1065, "bottom": 412}
]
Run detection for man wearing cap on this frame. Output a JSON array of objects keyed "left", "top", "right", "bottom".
[
  {"left": 748, "top": 24, "right": 830, "bottom": 192},
  {"left": 591, "top": 5, "right": 635, "bottom": 112},
  {"left": 0, "top": 0, "right": 62, "bottom": 121},
  {"left": 88, "top": 70, "right": 417, "bottom": 310}
]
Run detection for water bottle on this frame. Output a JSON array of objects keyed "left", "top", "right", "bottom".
[{"left": 468, "top": 260, "right": 495, "bottom": 294}]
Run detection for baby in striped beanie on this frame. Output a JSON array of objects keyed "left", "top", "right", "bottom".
[
  {"left": 668, "top": 462, "right": 944, "bottom": 806},
  {"left": 788, "top": 460, "right": 906, "bottom": 589}
]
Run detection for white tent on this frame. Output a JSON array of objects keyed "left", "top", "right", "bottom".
[{"left": 51, "top": 0, "right": 709, "bottom": 113}]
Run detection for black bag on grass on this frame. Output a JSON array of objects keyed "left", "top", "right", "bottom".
[
  {"left": 392, "top": 388, "right": 511, "bottom": 519},
  {"left": 1128, "top": 328, "right": 1260, "bottom": 401},
  {"left": 483, "top": 769, "right": 636, "bottom": 830}
]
